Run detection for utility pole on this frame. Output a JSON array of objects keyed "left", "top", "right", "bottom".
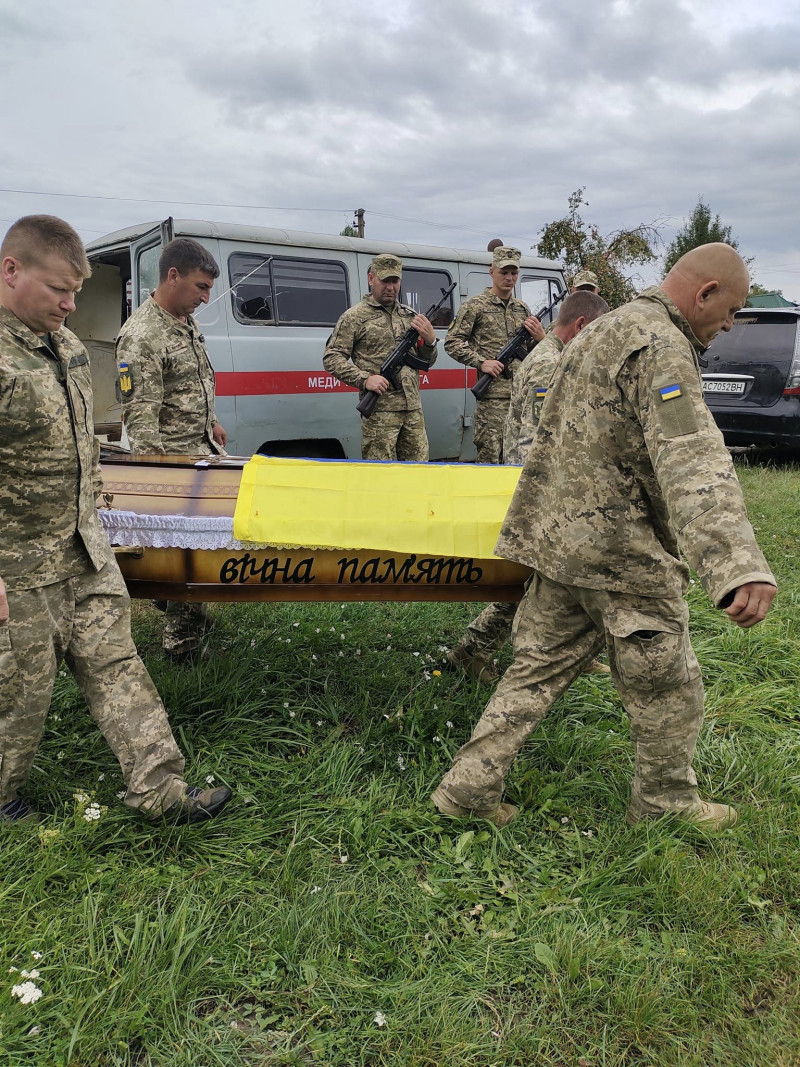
[{"left": 354, "top": 208, "right": 365, "bottom": 238}]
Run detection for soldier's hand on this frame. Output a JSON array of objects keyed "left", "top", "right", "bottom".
[
  {"left": 212, "top": 422, "right": 228, "bottom": 448},
  {"left": 0, "top": 576, "right": 8, "bottom": 623},
  {"left": 724, "top": 582, "right": 776, "bottom": 628},
  {"left": 412, "top": 314, "right": 436, "bottom": 346},
  {"left": 480, "top": 359, "right": 504, "bottom": 378},
  {"left": 365, "top": 374, "right": 390, "bottom": 395},
  {"left": 523, "top": 316, "right": 545, "bottom": 342}
]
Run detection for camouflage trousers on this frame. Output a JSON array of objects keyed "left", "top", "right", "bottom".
[
  {"left": 361, "top": 408, "right": 429, "bottom": 462},
  {"left": 456, "top": 601, "right": 517, "bottom": 660},
  {"left": 0, "top": 560, "right": 187, "bottom": 816},
  {"left": 437, "top": 570, "right": 704, "bottom": 822},
  {"left": 473, "top": 398, "right": 510, "bottom": 465},
  {"left": 163, "top": 601, "right": 213, "bottom": 655}
]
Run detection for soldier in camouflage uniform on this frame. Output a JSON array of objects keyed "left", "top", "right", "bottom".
[
  {"left": 433, "top": 244, "right": 776, "bottom": 831},
  {"left": 445, "top": 246, "right": 545, "bottom": 464},
  {"left": 116, "top": 238, "right": 227, "bottom": 659},
  {"left": 447, "top": 292, "right": 610, "bottom": 683},
  {"left": 323, "top": 254, "right": 438, "bottom": 462},
  {"left": 0, "top": 215, "right": 231, "bottom": 823}
]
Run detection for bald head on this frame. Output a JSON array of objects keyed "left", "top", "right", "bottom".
[{"left": 661, "top": 243, "right": 749, "bottom": 347}]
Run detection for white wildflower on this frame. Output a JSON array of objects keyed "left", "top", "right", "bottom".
[
  {"left": 330, "top": 627, "right": 336, "bottom": 632},
  {"left": 582, "top": 829, "right": 594, "bottom": 838},
  {"left": 19, "top": 969, "right": 40, "bottom": 980},
  {"left": 205, "top": 775, "right": 215, "bottom": 786},
  {"left": 433, "top": 704, "right": 438, "bottom": 710},
  {"left": 374, "top": 1011, "right": 387, "bottom": 1028},
  {"left": 289, "top": 711, "right": 296, "bottom": 719},
  {"left": 250, "top": 638, "right": 256, "bottom": 648},
  {"left": 315, "top": 628, "right": 321, "bottom": 633},
  {"left": 56, "top": 751, "right": 65, "bottom": 760},
  {"left": 8, "top": 966, "right": 17, "bottom": 973},
  {"left": 28, "top": 1025, "right": 41, "bottom": 1035},
  {"left": 339, "top": 853, "right": 348, "bottom": 864},
  {"left": 283, "top": 702, "right": 289, "bottom": 708},
  {"left": 561, "top": 816, "right": 569, "bottom": 824},
  {"left": 116, "top": 790, "right": 126, "bottom": 800},
  {"left": 312, "top": 654, "right": 318, "bottom": 661},
  {"left": 73, "top": 793, "right": 89, "bottom": 805},
  {"left": 97, "top": 773, "right": 105, "bottom": 782},
  {"left": 11, "top": 981, "right": 42, "bottom": 1005},
  {"left": 310, "top": 885, "right": 322, "bottom": 894},
  {"left": 397, "top": 755, "right": 406, "bottom": 771},
  {"left": 316, "top": 720, "right": 323, "bottom": 726},
  {"left": 31, "top": 952, "right": 42, "bottom": 961},
  {"left": 293, "top": 622, "right": 300, "bottom": 628},
  {"left": 355, "top": 649, "right": 361, "bottom": 656},
  {"left": 446, "top": 720, "right": 453, "bottom": 729},
  {"left": 338, "top": 651, "right": 344, "bottom": 657},
  {"left": 433, "top": 735, "right": 440, "bottom": 742},
  {"left": 412, "top": 651, "right": 420, "bottom": 657}
]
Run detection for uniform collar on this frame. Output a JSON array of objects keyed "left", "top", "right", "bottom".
[
  {"left": 147, "top": 295, "right": 198, "bottom": 335},
  {"left": 364, "top": 295, "right": 398, "bottom": 311},
  {"left": 482, "top": 287, "right": 514, "bottom": 306},
  {"left": 0, "top": 305, "right": 69, "bottom": 356},
  {"left": 636, "top": 286, "right": 706, "bottom": 356}
]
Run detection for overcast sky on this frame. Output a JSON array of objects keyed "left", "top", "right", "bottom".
[{"left": 1, "top": 0, "right": 798, "bottom": 297}]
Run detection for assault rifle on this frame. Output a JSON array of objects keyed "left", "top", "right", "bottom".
[
  {"left": 471, "top": 288, "right": 568, "bottom": 400},
  {"left": 357, "top": 282, "right": 457, "bottom": 418}
]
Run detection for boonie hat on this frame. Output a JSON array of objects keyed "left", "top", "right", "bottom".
[
  {"left": 492, "top": 246, "right": 522, "bottom": 270},
  {"left": 573, "top": 269, "right": 599, "bottom": 290},
  {"left": 369, "top": 254, "right": 403, "bottom": 280}
]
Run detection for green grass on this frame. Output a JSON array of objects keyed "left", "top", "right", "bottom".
[{"left": 2, "top": 462, "right": 800, "bottom": 1065}]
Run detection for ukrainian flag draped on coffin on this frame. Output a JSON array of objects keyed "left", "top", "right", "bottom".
[{"left": 233, "top": 457, "right": 522, "bottom": 558}]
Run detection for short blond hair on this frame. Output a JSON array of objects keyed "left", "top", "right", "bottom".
[{"left": 1, "top": 215, "right": 91, "bottom": 278}]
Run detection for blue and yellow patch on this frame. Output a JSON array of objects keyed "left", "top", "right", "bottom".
[
  {"left": 659, "top": 383, "right": 681, "bottom": 401},
  {"left": 118, "top": 361, "right": 133, "bottom": 398},
  {"left": 535, "top": 387, "right": 548, "bottom": 400}
]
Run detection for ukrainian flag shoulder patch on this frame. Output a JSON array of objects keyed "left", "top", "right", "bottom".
[
  {"left": 659, "top": 383, "right": 681, "bottom": 401},
  {"left": 535, "top": 387, "right": 548, "bottom": 400}
]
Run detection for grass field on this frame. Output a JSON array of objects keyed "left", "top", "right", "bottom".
[{"left": 1, "top": 462, "right": 800, "bottom": 1066}]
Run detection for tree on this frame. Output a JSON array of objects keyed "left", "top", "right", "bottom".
[
  {"left": 662, "top": 197, "right": 739, "bottom": 275},
  {"left": 536, "top": 188, "right": 660, "bottom": 309},
  {"left": 339, "top": 224, "right": 358, "bottom": 237},
  {"left": 747, "top": 281, "right": 785, "bottom": 299}
]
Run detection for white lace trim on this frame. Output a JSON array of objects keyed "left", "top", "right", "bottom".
[{"left": 99, "top": 509, "right": 238, "bottom": 550}]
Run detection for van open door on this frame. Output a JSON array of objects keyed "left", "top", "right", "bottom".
[{"left": 130, "top": 218, "right": 173, "bottom": 309}]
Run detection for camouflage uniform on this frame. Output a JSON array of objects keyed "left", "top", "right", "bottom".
[
  {"left": 452, "top": 334, "right": 567, "bottom": 667},
  {"left": 323, "top": 295, "right": 437, "bottom": 462},
  {"left": 437, "top": 287, "right": 775, "bottom": 822},
  {"left": 446, "top": 288, "right": 534, "bottom": 464},
  {"left": 0, "top": 308, "right": 187, "bottom": 815},
  {"left": 116, "top": 297, "right": 222, "bottom": 654}
]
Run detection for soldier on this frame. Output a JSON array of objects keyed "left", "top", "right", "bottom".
[
  {"left": 571, "top": 269, "right": 600, "bottom": 294},
  {"left": 445, "top": 246, "right": 545, "bottom": 464},
  {"left": 116, "top": 238, "right": 226, "bottom": 660},
  {"left": 0, "top": 215, "right": 231, "bottom": 824},
  {"left": 432, "top": 244, "right": 776, "bottom": 831},
  {"left": 446, "top": 291, "right": 610, "bottom": 683},
  {"left": 323, "top": 254, "right": 437, "bottom": 462}
]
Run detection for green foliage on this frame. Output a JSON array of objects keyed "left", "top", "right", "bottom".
[
  {"left": 339, "top": 224, "right": 359, "bottom": 237},
  {"left": 663, "top": 198, "right": 740, "bottom": 275},
  {"left": 536, "top": 188, "right": 660, "bottom": 309},
  {"left": 1, "top": 464, "right": 800, "bottom": 1064}
]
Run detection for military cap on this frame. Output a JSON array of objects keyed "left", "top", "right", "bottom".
[
  {"left": 492, "top": 246, "right": 522, "bottom": 270},
  {"left": 573, "top": 269, "right": 599, "bottom": 290},
  {"left": 369, "top": 254, "right": 403, "bottom": 280}
]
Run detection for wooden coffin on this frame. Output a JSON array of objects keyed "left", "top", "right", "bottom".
[{"left": 99, "top": 453, "right": 531, "bottom": 603}]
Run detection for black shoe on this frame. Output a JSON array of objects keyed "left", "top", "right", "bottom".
[
  {"left": 161, "top": 784, "right": 232, "bottom": 825},
  {"left": 0, "top": 796, "right": 37, "bottom": 823}
]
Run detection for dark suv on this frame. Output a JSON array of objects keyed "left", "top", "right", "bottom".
[{"left": 703, "top": 307, "right": 800, "bottom": 449}]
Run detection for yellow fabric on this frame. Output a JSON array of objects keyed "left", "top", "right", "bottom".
[{"left": 233, "top": 456, "right": 522, "bottom": 558}]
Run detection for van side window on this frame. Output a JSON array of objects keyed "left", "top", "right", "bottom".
[
  {"left": 520, "top": 276, "right": 550, "bottom": 316},
  {"left": 230, "top": 254, "right": 349, "bottom": 326},
  {"left": 401, "top": 268, "right": 454, "bottom": 328}
]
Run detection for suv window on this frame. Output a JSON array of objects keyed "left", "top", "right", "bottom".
[
  {"left": 401, "top": 267, "right": 454, "bottom": 328},
  {"left": 230, "top": 254, "right": 349, "bottom": 326},
  {"left": 708, "top": 314, "right": 797, "bottom": 367}
]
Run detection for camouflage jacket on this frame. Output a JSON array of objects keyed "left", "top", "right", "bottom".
[
  {"left": 0, "top": 307, "right": 112, "bottom": 590},
  {"left": 445, "top": 288, "right": 534, "bottom": 400},
  {"left": 116, "top": 297, "right": 223, "bottom": 455},
  {"left": 496, "top": 288, "right": 775, "bottom": 604},
  {"left": 503, "top": 332, "right": 564, "bottom": 465},
  {"left": 322, "top": 296, "right": 438, "bottom": 412}
]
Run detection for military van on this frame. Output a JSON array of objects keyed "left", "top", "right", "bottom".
[{"left": 69, "top": 218, "right": 566, "bottom": 460}]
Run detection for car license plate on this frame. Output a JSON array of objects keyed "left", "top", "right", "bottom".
[{"left": 703, "top": 380, "right": 747, "bottom": 395}]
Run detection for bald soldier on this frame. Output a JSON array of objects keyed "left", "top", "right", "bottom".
[
  {"left": 446, "top": 291, "right": 610, "bottom": 682},
  {"left": 433, "top": 244, "right": 776, "bottom": 831},
  {"left": 323, "top": 254, "right": 438, "bottom": 462},
  {"left": 0, "top": 215, "right": 231, "bottom": 824},
  {"left": 446, "top": 246, "right": 545, "bottom": 464}
]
